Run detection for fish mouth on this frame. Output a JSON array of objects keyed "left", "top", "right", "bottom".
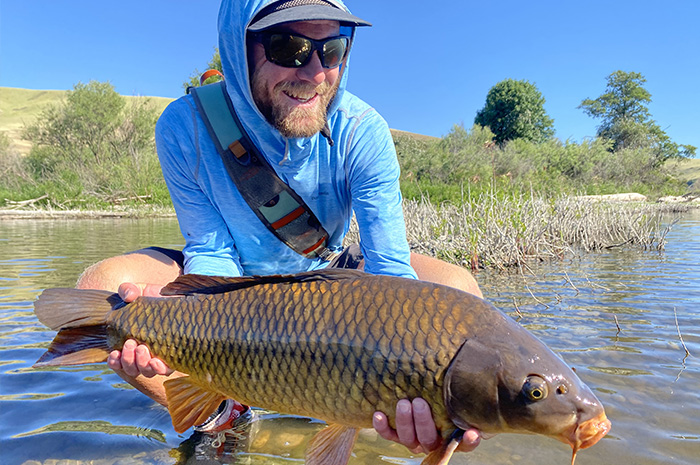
[
  {"left": 558, "top": 412, "right": 611, "bottom": 465},
  {"left": 573, "top": 412, "right": 611, "bottom": 450}
]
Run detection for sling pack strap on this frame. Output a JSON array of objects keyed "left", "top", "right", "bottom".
[{"left": 190, "top": 80, "right": 335, "bottom": 261}]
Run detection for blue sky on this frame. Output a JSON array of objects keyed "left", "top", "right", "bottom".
[{"left": 1, "top": 0, "right": 698, "bottom": 151}]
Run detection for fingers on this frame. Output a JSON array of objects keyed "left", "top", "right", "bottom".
[
  {"left": 395, "top": 399, "right": 421, "bottom": 451},
  {"left": 411, "top": 398, "right": 441, "bottom": 451},
  {"left": 106, "top": 339, "right": 173, "bottom": 378},
  {"left": 135, "top": 344, "right": 157, "bottom": 377},
  {"left": 117, "top": 283, "right": 165, "bottom": 302},
  {"left": 456, "top": 428, "right": 481, "bottom": 452},
  {"left": 107, "top": 350, "right": 122, "bottom": 371},
  {"left": 373, "top": 398, "right": 443, "bottom": 454},
  {"left": 118, "top": 283, "right": 143, "bottom": 302},
  {"left": 373, "top": 411, "right": 400, "bottom": 443},
  {"left": 118, "top": 339, "right": 139, "bottom": 377}
]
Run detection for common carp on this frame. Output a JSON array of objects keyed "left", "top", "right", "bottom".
[{"left": 33, "top": 269, "right": 610, "bottom": 465}]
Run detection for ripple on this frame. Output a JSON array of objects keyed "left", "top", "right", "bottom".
[
  {"left": 589, "top": 366, "right": 654, "bottom": 376},
  {"left": 0, "top": 392, "right": 65, "bottom": 401},
  {"left": 12, "top": 420, "right": 167, "bottom": 443}
]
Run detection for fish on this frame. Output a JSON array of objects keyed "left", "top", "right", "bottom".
[{"left": 33, "top": 269, "right": 610, "bottom": 465}]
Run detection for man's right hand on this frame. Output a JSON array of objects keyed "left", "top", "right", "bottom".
[{"left": 106, "top": 283, "right": 173, "bottom": 378}]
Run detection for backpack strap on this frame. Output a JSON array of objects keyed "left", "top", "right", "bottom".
[{"left": 190, "top": 80, "right": 335, "bottom": 261}]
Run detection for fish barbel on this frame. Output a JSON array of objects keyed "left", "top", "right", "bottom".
[{"left": 33, "top": 269, "right": 610, "bottom": 465}]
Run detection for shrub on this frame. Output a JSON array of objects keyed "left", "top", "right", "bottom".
[{"left": 20, "top": 81, "right": 169, "bottom": 207}]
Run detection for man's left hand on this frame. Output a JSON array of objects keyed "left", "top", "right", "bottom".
[{"left": 373, "top": 398, "right": 481, "bottom": 454}]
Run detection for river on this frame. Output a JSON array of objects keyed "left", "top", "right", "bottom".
[{"left": 0, "top": 211, "right": 698, "bottom": 465}]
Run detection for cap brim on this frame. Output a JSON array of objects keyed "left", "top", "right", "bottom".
[{"left": 248, "top": 5, "right": 372, "bottom": 32}]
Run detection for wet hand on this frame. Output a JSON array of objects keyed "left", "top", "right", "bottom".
[
  {"left": 107, "top": 339, "right": 173, "bottom": 378},
  {"left": 107, "top": 283, "right": 172, "bottom": 378},
  {"left": 117, "top": 282, "right": 166, "bottom": 302},
  {"left": 373, "top": 398, "right": 481, "bottom": 454}
]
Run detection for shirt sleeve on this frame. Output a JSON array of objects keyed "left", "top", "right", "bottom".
[
  {"left": 155, "top": 100, "right": 243, "bottom": 277},
  {"left": 345, "top": 110, "right": 418, "bottom": 280}
]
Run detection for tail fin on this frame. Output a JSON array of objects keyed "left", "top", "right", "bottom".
[
  {"left": 33, "top": 288, "right": 123, "bottom": 367},
  {"left": 34, "top": 288, "right": 121, "bottom": 330}
]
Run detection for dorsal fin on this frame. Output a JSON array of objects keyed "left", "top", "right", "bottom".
[{"left": 161, "top": 269, "right": 366, "bottom": 296}]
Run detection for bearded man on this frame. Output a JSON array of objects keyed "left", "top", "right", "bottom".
[{"left": 77, "top": 0, "right": 482, "bottom": 456}]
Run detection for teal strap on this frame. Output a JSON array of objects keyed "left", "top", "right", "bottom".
[
  {"left": 191, "top": 82, "right": 242, "bottom": 154},
  {"left": 190, "top": 81, "right": 334, "bottom": 261}
]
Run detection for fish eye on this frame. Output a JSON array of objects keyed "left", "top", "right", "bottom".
[{"left": 523, "top": 375, "right": 549, "bottom": 402}]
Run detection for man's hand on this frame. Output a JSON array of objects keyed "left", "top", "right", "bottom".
[
  {"left": 117, "top": 282, "right": 166, "bottom": 302},
  {"left": 373, "top": 398, "right": 481, "bottom": 454},
  {"left": 106, "top": 283, "right": 173, "bottom": 378}
]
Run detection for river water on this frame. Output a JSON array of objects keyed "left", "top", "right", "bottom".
[{"left": 0, "top": 212, "right": 698, "bottom": 465}]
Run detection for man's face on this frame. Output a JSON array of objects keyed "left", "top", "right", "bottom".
[{"left": 249, "top": 20, "right": 343, "bottom": 138}]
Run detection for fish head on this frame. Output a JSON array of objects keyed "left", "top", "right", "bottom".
[{"left": 444, "top": 328, "right": 611, "bottom": 456}]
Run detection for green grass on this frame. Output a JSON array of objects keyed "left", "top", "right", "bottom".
[
  {"left": 1, "top": 86, "right": 697, "bottom": 208},
  {"left": 666, "top": 157, "right": 700, "bottom": 191},
  {"left": 0, "top": 86, "right": 173, "bottom": 155}
]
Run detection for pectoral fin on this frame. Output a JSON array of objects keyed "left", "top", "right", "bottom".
[
  {"left": 306, "top": 423, "right": 360, "bottom": 465},
  {"left": 420, "top": 434, "right": 462, "bottom": 465},
  {"left": 163, "top": 376, "right": 226, "bottom": 433}
]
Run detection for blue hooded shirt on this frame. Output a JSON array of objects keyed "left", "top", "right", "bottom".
[{"left": 155, "top": 0, "right": 417, "bottom": 279}]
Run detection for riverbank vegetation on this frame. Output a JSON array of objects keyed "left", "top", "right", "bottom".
[{"left": 0, "top": 75, "right": 697, "bottom": 269}]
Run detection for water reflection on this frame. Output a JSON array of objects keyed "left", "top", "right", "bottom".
[
  {"left": 13, "top": 420, "right": 167, "bottom": 443},
  {"left": 1, "top": 214, "right": 699, "bottom": 465}
]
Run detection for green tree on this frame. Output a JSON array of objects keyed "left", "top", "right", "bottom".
[
  {"left": 23, "top": 81, "right": 163, "bottom": 200},
  {"left": 474, "top": 79, "right": 555, "bottom": 145},
  {"left": 183, "top": 48, "right": 223, "bottom": 92},
  {"left": 579, "top": 70, "right": 695, "bottom": 163}
]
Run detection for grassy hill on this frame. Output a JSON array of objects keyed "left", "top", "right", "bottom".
[
  {"left": 2, "top": 86, "right": 698, "bottom": 191},
  {"left": 0, "top": 86, "right": 172, "bottom": 155},
  {"left": 667, "top": 157, "right": 700, "bottom": 191}
]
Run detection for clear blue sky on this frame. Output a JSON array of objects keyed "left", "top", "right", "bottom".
[{"left": 1, "top": 0, "right": 698, "bottom": 151}]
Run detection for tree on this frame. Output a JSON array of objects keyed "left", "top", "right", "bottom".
[
  {"left": 183, "top": 48, "right": 223, "bottom": 92},
  {"left": 579, "top": 70, "right": 695, "bottom": 163},
  {"left": 474, "top": 79, "right": 555, "bottom": 145},
  {"left": 25, "top": 81, "right": 126, "bottom": 165},
  {"left": 23, "top": 81, "right": 160, "bottom": 194}
]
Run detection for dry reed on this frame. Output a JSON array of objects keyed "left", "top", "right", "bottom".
[{"left": 346, "top": 193, "right": 690, "bottom": 271}]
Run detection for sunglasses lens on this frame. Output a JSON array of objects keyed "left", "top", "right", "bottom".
[
  {"left": 321, "top": 38, "right": 348, "bottom": 68},
  {"left": 263, "top": 34, "right": 349, "bottom": 69},
  {"left": 268, "top": 34, "right": 312, "bottom": 67}
]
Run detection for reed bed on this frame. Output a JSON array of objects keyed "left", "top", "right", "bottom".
[{"left": 346, "top": 193, "right": 689, "bottom": 271}]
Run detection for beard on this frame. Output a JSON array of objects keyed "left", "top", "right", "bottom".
[{"left": 251, "top": 72, "right": 340, "bottom": 139}]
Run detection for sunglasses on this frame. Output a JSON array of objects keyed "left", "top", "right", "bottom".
[{"left": 252, "top": 32, "right": 350, "bottom": 69}]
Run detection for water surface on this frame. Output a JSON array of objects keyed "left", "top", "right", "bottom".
[{"left": 0, "top": 213, "right": 698, "bottom": 464}]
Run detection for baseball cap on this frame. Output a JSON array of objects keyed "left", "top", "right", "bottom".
[{"left": 248, "top": 0, "right": 372, "bottom": 32}]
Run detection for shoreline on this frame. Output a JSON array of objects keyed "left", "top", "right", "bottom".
[
  {"left": 1, "top": 194, "right": 698, "bottom": 221},
  {"left": 0, "top": 208, "right": 177, "bottom": 220}
]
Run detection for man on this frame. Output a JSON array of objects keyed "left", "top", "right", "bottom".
[{"left": 78, "top": 0, "right": 482, "bottom": 456}]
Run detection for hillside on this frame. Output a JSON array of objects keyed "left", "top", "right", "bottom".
[
  {"left": 0, "top": 86, "right": 172, "bottom": 155},
  {"left": 1, "top": 86, "right": 698, "bottom": 190},
  {"left": 667, "top": 157, "right": 700, "bottom": 191}
]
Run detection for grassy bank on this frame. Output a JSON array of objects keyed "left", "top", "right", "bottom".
[{"left": 1, "top": 86, "right": 697, "bottom": 271}]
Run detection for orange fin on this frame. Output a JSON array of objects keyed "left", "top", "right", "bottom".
[
  {"left": 306, "top": 423, "right": 360, "bottom": 465},
  {"left": 163, "top": 376, "right": 227, "bottom": 433},
  {"left": 161, "top": 269, "right": 365, "bottom": 296},
  {"left": 34, "top": 288, "right": 121, "bottom": 330},
  {"left": 34, "top": 326, "right": 110, "bottom": 367},
  {"left": 421, "top": 433, "right": 463, "bottom": 465}
]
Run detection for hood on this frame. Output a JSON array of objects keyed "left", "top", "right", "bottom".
[{"left": 217, "top": 0, "right": 356, "bottom": 165}]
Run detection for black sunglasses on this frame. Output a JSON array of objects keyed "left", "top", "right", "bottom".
[{"left": 252, "top": 32, "right": 350, "bottom": 69}]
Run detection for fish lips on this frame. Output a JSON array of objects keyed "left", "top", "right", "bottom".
[{"left": 558, "top": 411, "right": 611, "bottom": 451}]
